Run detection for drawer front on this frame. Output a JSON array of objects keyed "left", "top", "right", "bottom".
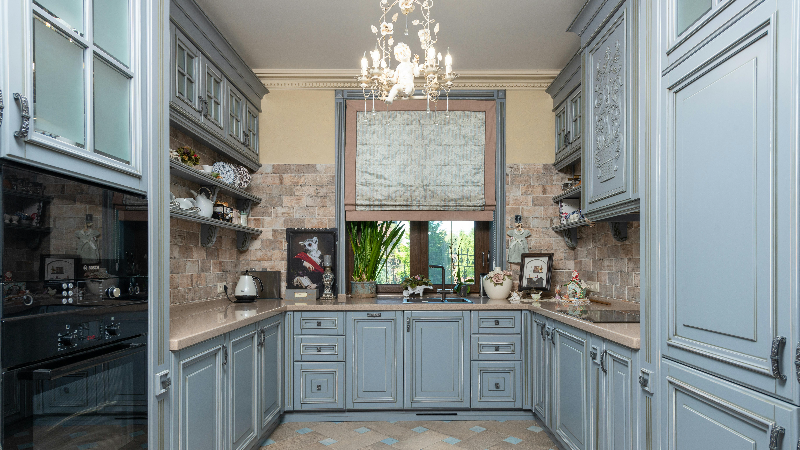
[
  {"left": 293, "top": 336, "right": 345, "bottom": 362},
  {"left": 293, "top": 362, "right": 345, "bottom": 410},
  {"left": 471, "top": 311, "right": 521, "bottom": 334},
  {"left": 471, "top": 334, "right": 522, "bottom": 360},
  {"left": 471, "top": 361, "right": 523, "bottom": 409},
  {"left": 295, "top": 312, "right": 345, "bottom": 335}
]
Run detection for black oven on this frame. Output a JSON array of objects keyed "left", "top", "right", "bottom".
[{"left": 1, "top": 163, "right": 148, "bottom": 449}]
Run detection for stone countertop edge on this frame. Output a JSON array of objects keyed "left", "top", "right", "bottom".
[{"left": 170, "top": 297, "right": 640, "bottom": 351}]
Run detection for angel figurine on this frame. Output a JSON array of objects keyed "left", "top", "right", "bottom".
[{"left": 385, "top": 43, "right": 420, "bottom": 104}]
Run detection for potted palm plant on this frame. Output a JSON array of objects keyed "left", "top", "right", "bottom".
[{"left": 348, "top": 221, "right": 406, "bottom": 298}]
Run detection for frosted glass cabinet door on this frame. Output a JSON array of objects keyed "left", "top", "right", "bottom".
[{"left": 94, "top": 57, "right": 131, "bottom": 164}]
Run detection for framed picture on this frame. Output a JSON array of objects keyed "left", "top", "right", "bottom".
[
  {"left": 286, "top": 228, "right": 337, "bottom": 297},
  {"left": 520, "top": 253, "right": 553, "bottom": 291},
  {"left": 40, "top": 255, "right": 80, "bottom": 281}
]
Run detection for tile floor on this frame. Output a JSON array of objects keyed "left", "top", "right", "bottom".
[{"left": 259, "top": 420, "right": 558, "bottom": 449}]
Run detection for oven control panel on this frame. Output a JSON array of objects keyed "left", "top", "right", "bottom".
[{"left": 56, "top": 319, "right": 128, "bottom": 351}]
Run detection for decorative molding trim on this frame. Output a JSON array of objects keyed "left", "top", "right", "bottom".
[{"left": 255, "top": 69, "right": 560, "bottom": 90}]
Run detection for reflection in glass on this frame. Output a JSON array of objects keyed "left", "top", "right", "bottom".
[
  {"left": 176, "top": 44, "right": 195, "bottom": 102},
  {"left": 35, "top": 0, "right": 84, "bottom": 35},
  {"left": 93, "top": 0, "right": 130, "bottom": 66},
  {"left": 229, "top": 91, "right": 242, "bottom": 138},
  {"left": 33, "top": 17, "right": 85, "bottom": 147},
  {"left": 94, "top": 57, "right": 131, "bottom": 163},
  {"left": 571, "top": 94, "right": 581, "bottom": 139},
  {"left": 206, "top": 69, "right": 222, "bottom": 122},
  {"left": 677, "top": 0, "right": 712, "bottom": 35}
]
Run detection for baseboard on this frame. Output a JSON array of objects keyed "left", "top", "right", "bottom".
[{"left": 280, "top": 409, "right": 536, "bottom": 423}]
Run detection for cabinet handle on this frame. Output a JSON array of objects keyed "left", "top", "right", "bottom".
[
  {"left": 198, "top": 96, "right": 209, "bottom": 117},
  {"left": 243, "top": 133, "right": 251, "bottom": 147},
  {"left": 495, "top": 382, "right": 500, "bottom": 389},
  {"left": 589, "top": 349, "right": 597, "bottom": 360},
  {"left": 316, "top": 321, "right": 322, "bottom": 327},
  {"left": 770, "top": 336, "right": 786, "bottom": 381},
  {"left": 768, "top": 423, "right": 784, "bottom": 450},
  {"left": 257, "top": 329, "right": 265, "bottom": 347},
  {"left": 494, "top": 319, "right": 500, "bottom": 326},
  {"left": 222, "top": 345, "right": 228, "bottom": 366},
  {"left": 600, "top": 350, "right": 607, "bottom": 374},
  {"left": 495, "top": 346, "right": 500, "bottom": 352},
  {"left": 0, "top": 89, "right": 4, "bottom": 127},
  {"left": 638, "top": 374, "right": 648, "bottom": 388},
  {"left": 13, "top": 93, "right": 30, "bottom": 138},
  {"left": 794, "top": 343, "right": 799, "bottom": 384},
  {"left": 549, "top": 328, "right": 555, "bottom": 345},
  {"left": 316, "top": 347, "right": 322, "bottom": 353},
  {"left": 406, "top": 317, "right": 410, "bottom": 332}
]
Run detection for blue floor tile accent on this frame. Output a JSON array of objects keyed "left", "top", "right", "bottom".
[
  {"left": 381, "top": 438, "right": 399, "bottom": 445},
  {"left": 469, "top": 426, "right": 486, "bottom": 433},
  {"left": 261, "top": 438, "right": 276, "bottom": 446},
  {"left": 498, "top": 420, "right": 507, "bottom": 423},
  {"left": 441, "top": 420, "right": 452, "bottom": 423},
  {"left": 354, "top": 427, "right": 371, "bottom": 434},
  {"left": 442, "top": 437, "right": 461, "bottom": 444},
  {"left": 296, "top": 427, "right": 313, "bottom": 435},
  {"left": 388, "top": 420, "right": 398, "bottom": 424},
  {"left": 504, "top": 436, "right": 523, "bottom": 445},
  {"left": 527, "top": 425, "right": 543, "bottom": 433},
  {"left": 411, "top": 426, "right": 429, "bottom": 433},
  {"left": 319, "top": 438, "right": 337, "bottom": 446}
]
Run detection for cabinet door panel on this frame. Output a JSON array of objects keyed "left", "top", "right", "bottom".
[
  {"left": 553, "top": 327, "right": 589, "bottom": 450},
  {"left": 662, "top": 1, "right": 798, "bottom": 403},
  {"left": 176, "top": 338, "right": 224, "bottom": 450},
  {"left": 295, "top": 312, "right": 345, "bottom": 335},
  {"left": 293, "top": 362, "right": 345, "bottom": 410},
  {"left": 405, "top": 311, "right": 469, "bottom": 408},
  {"left": 602, "top": 343, "right": 634, "bottom": 450},
  {"left": 347, "top": 312, "right": 402, "bottom": 409},
  {"left": 471, "top": 361, "right": 522, "bottom": 409},
  {"left": 294, "top": 335, "right": 345, "bottom": 362},
  {"left": 228, "top": 326, "right": 258, "bottom": 450},
  {"left": 472, "top": 311, "right": 521, "bottom": 334},
  {"left": 532, "top": 318, "right": 550, "bottom": 425},
  {"left": 259, "top": 317, "right": 282, "bottom": 435},
  {"left": 171, "top": 26, "right": 201, "bottom": 122}
]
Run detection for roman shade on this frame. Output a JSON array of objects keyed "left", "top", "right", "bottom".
[{"left": 345, "top": 99, "right": 496, "bottom": 221}]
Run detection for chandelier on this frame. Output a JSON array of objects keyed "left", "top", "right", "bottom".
[{"left": 357, "top": 0, "right": 457, "bottom": 112}]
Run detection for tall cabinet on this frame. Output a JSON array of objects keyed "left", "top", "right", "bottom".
[{"left": 650, "top": 0, "right": 800, "bottom": 448}]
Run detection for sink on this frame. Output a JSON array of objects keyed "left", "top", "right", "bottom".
[
  {"left": 576, "top": 309, "right": 640, "bottom": 323},
  {"left": 402, "top": 297, "right": 473, "bottom": 303}
]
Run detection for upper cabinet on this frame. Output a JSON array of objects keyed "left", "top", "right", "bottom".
[
  {"left": 0, "top": 0, "right": 153, "bottom": 193},
  {"left": 169, "top": 0, "right": 268, "bottom": 172},
  {"left": 569, "top": 0, "right": 640, "bottom": 221},
  {"left": 547, "top": 52, "right": 582, "bottom": 171}
]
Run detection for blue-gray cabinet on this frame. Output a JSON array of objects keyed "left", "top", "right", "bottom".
[
  {"left": 590, "top": 335, "right": 635, "bottom": 450},
  {"left": 227, "top": 324, "right": 259, "bottom": 450},
  {"left": 291, "top": 312, "right": 346, "bottom": 411},
  {"left": 293, "top": 362, "right": 345, "bottom": 410},
  {"left": 404, "top": 311, "right": 470, "bottom": 409},
  {"left": 547, "top": 52, "right": 583, "bottom": 170},
  {"left": 174, "top": 335, "right": 226, "bottom": 450},
  {"left": 471, "top": 361, "right": 522, "bottom": 409},
  {"left": 346, "top": 311, "right": 403, "bottom": 410},
  {"left": 532, "top": 317, "right": 551, "bottom": 425},
  {"left": 552, "top": 325, "right": 590, "bottom": 450},
  {"left": 258, "top": 316, "right": 283, "bottom": 434}
]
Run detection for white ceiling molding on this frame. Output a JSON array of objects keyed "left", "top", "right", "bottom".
[{"left": 255, "top": 69, "right": 560, "bottom": 91}]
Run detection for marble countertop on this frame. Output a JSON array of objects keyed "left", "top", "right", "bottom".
[{"left": 170, "top": 295, "right": 641, "bottom": 351}]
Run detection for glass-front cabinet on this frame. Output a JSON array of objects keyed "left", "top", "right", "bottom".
[{"left": 1, "top": 0, "right": 145, "bottom": 192}]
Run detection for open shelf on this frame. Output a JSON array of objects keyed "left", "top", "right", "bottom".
[
  {"left": 551, "top": 218, "right": 591, "bottom": 232},
  {"left": 3, "top": 190, "right": 53, "bottom": 202},
  {"left": 552, "top": 185, "right": 582, "bottom": 203},
  {"left": 170, "top": 208, "right": 262, "bottom": 250},
  {"left": 169, "top": 159, "right": 261, "bottom": 204}
]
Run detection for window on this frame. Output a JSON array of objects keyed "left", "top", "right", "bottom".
[
  {"left": 229, "top": 89, "right": 242, "bottom": 141},
  {"left": 349, "top": 221, "right": 492, "bottom": 293},
  {"left": 175, "top": 41, "right": 196, "bottom": 105},
  {"left": 32, "top": 0, "right": 134, "bottom": 165},
  {"left": 205, "top": 65, "right": 223, "bottom": 125}
]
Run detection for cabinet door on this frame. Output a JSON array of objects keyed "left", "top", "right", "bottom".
[
  {"left": 171, "top": 26, "right": 202, "bottom": 122},
  {"left": 600, "top": 342, "right": 634, "bottom": 450},
  {"left": 244, "top": 102, "right": 259, "bottom": 157},
  {"left": 552, "top": 326, "right": 589, "bottom": 450},
  {"left": 660, "top": 0, "right": 799, "bottom": 404},
  {"left": 175, "top": 336, "right": 225, "bottom": 450},
  {"left": 293, "top": 362, "right": 345, "bottom": 410},
  {"left": 227, "top": 325, "right": 258, "bottom": 450},
  {"left": 405, "top": 311, "right": 470, "bottom": 409},
  {"left": 259, "top": 316, "right": 282, "bottom": 435},
  {"left": 201, "top": 59, "right": 225, "bottom": 134},
  {"left": 347, "top": 311, "right": 403, "bottom": 409},
  {"left": 532, "top": 318, "right": 550, "bottom": 425},
  {"left": 471, "top": 361, "right": 523, "bottom": 409},
  {"left": 567, "top": 89, "right": 582, "bottom": 150},
  {"left": 663, "top": 359, "right": 799, "bottom": 450}
]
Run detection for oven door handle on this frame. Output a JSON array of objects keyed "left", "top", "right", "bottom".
[{"left": 27, "top": 343, "right": 145, "bottom": 381}]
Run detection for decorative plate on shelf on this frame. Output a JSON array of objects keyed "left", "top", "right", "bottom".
[
  {"left": 212, "top": 162, "right": 236, "bottom": 185},
  {"left": 235, "top": 165, "right": 251, "bottom": 189}
]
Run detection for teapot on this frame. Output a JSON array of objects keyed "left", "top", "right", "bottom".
[
  {"left": 234, "top": 270, "right": 263, "bottom": 302},
  {"left": 189, "top": 187, "right": 214, "bottom": 218}
]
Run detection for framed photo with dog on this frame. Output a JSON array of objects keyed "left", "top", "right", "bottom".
[
  {"left": 286, "top": 228, "right": 337, "bottom": 298},
  {"left": 519, "top": 253, "right": 553, "bottom": 291}
]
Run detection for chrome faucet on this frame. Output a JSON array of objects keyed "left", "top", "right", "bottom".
[{"left": 429, "top": 265, "right": 450, "bottom": 302}]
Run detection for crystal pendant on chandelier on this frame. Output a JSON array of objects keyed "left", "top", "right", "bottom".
[{"left": 357, "top": 0, "right": 458, "bottom": 111}]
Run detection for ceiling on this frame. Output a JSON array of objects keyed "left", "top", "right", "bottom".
[{"left": 193, "top": 0, "right": 586, "bottom": 72}]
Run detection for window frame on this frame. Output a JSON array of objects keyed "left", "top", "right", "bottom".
[{"left": 26, "top": 0, "right": 141, "bottom": 176}]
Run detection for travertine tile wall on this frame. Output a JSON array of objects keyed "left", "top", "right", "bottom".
[{"left": 505, "top": 163, "right": 640, "bottom": 302}]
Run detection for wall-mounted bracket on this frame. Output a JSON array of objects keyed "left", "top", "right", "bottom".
[
  {"left": 610, "top": 222, "right": 628, "bottom": 242},
  {"left": 562, "top": 228, "right": 578, "bottom": 249},
  {"left": 200, "top": 224, "right": 218, "bottom": 247},
  {"left": 236, "top": 198, "right": 253, "bottom": 216},
  {"left": 236, "top": 231, "right": 253, "bottom": 251}
]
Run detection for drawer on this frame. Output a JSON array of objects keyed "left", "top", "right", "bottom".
[
  {"left": 470, "top": 334, "right": 522, "bottom": 360},
  {"left": 294, "top": 312, "right": 345, "bottom": 335},
  {"left": 294, "top": 335, "right": 345, "bottom": 361},
  {"left": 471, "top": 361, "right": 522, "bottom": 409},
  {"left": 293, "top": 362, "right": 345, "bottom": 410},
  {"left": 471, "top": 311, "right": 521, "bottom": 334}
]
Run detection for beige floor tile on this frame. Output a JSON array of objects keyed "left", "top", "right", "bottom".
[
  {"left": 362, "top": 421, "right": 423, "bottom": 441},
  {"left": 391, "top": 430, "right": 451, "bottom": 450},
  {"left": 261, "top": 431, "right": 328, "bottom": 450},
  {"left": 455, "top": 430, "right": 508, "bottom": 450},
  {"left": 423, "top": 441, "right": 466, "bottom": 450},
  {"left": 325, "top": 430, "right": 390, "bottom": 450}
]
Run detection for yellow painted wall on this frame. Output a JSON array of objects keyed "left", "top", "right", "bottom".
[
  {"left": 260, "top": 90, "right": 335, "bottom": 164},
  {"left": 258, "top": 89, "right": 554, "bottom": 165},
  {"left": 506, "top": 90, "right": 555, "bottom": 164}
]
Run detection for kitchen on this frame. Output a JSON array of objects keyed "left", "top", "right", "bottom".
[{"left": 0, "top": 0, "right": 798, "bottom": 449}]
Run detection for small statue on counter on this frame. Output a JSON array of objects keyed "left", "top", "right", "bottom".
[{"left": 564, "top": 270, "right": 588, "bottom": 300}]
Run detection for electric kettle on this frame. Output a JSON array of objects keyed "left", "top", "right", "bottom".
[{"left": 234, "top": 270, "right": 263, "bottom": 302}]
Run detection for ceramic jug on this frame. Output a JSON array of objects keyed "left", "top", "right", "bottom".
[{"left": 189, "top": 187, "right": 214, "bottom": 218}]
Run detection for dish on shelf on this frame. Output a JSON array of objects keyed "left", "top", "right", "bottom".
[
  {"left": 212, "top": 162, "right": 236, "bottom": 185},
  {"left": 235, "top": 165, "right": 251, "bottom": 189}
]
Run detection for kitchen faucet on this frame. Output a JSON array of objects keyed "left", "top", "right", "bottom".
[{"left": 429, "top": 265, "right": 451, "bottom": 302}]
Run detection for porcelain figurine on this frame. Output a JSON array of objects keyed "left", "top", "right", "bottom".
[
  {"left": 385, "top": 43, "right": 420, "bottom": 104},
  {"left": 507, "top": 222, "right": 531, "bottom": 263}
]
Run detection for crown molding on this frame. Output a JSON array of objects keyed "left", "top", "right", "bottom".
[{"left": 254, "top": 69, "right": 560, "bottom": 91}]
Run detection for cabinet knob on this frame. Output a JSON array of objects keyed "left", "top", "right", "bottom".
[
  {"left": 495, "top": 346, "right": 500, "bottom": 352},
  {"left": 316, "top": 321, "right": 321, "bottom": 327},
  {"left": 316, "top": 347, "right": 322, "bottom": 353},
  {"left": 494, "top": 320, "right": 500, "bottom": 326},
  {"left": 316, "top": 384, "right": 322, "bottom": 391},
  {"left": 495, "top": 383, "right": 500, "bottom": 390}
]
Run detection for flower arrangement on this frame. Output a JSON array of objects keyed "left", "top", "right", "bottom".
[
  {"left": 401, "top": 274, "right": 431, "bottom": 290},
  {"left": 485, "top": 267, "right": 513, "bottom": 286},
  {"left": 176, "top": 146, "right": 199, "bottom": 166}
]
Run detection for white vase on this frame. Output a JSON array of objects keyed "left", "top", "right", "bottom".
[{"left": 483, "top": 276, "right": 513, "bottom": 300}]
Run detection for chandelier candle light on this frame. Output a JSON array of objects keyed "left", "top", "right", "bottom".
[{"left": 358, "top": 0, "right": 458, "bottom": 113}]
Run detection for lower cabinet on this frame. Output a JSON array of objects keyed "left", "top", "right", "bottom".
[
  {"left": 347, "top": 311, "right": 403, "bottom": 409},
  {"left": 552, "top": 325, "right": 590, "bottom": 450},
  {"left": 404, "top": 311, "right": 470, "bottom": 409},
  {"left": 532, "top": 317, "right": 551, "bottom": 426},
  {"left": 596, "top": 340, "right": 634, "bottom": 450},
  {"left": 293, "top": 362, "right": 345, "bottom": 410},
  {"left": 172, "top": 315, "right": 284, "bottom": 450},
  {"left": 471, "top": 361, "right": 522, "bottom": 409}
]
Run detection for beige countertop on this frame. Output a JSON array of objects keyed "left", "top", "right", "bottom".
[{"left": 170, "top": 295, "right": 640, "bottom": 351}]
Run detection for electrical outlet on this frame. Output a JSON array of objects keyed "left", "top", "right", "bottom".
[
  {"left": 586, "top": 281, "right": 600, "bottom": 292},
  {"left": 217, "top": 283, "right": 225, "bottom": 294}
]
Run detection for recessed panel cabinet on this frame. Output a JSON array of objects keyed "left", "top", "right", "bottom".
[{"left": 347, "top": 312, "right": 403, "bottom": 410}]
